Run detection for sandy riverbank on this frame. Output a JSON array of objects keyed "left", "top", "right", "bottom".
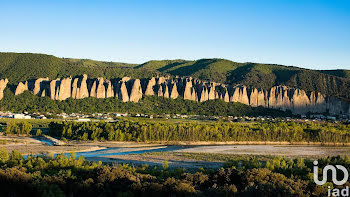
[
  {"left": 1, "top": 137, "right": 350, "bottom": 168},
  {"left": 86, "top": 153, "right": 223, "bottom": 169},
  {"left": 174, "top": 145, "right": 350, "bottom": 157},
  {"left": 1, "top": 143, "right": 105, "bottom": 155},
  {"left": 84, "top": 144, "right": 350, "bottom": 169},
  {"left": 158, "top": 141, "right": 350, "bottom": 146}
]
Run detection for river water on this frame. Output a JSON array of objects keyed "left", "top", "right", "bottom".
[
  {"left": 24, "top": 143, "right": 350, "bottom": 160},
  {"left": 66, "top": 146, "right": 187, "bottom": 158},
  {"left": 72, "top": 144, "right": 350, "bottom": 158}
]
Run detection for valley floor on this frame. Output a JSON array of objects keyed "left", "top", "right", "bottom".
[{"left": 1, "top": 136, "right": 350, "bottom": 169}]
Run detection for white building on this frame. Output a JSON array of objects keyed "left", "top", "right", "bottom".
[{"left": 13, "top": 114, "right": 31, "bottom": 119}]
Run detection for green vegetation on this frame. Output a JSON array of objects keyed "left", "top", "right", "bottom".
[
  {"left": 0, "top": 146, "right": 349, "bottom": 196},
  {"left": 137, "top": 59, "right": 240, "bottom": 83},
  {"left": 48, "top": 120, "right": 350, "bottom": 143},
  {"left": 1, "top": 52, "right": 350, "bottom": 101},
  {"left": 147, "top": 152, "right": 274, "bottom": 162},
  {"left": 162, "top": 159, "right": 169, "bottom": 170},
  {"left": 320, "top": 69, "right": 350, "bottom": 79},
  {"left": 4, "top": 121, "right": 32, "bottom": 135},
  {"left": 3, "top": 119, "right": 350, "bottom": 144},
  {"left": 0, "top": 52, "right": 153, "bottom": 85},
  {"left": 139, "top": 59, "right": 350, "bottom": 101},
  {"left": 0, "top": 90, "right": 290, "bottom": 116},
  {"left": 35, "top": 129, "right": 42, "bottom": 136},
  {"left": 0, "top": 120, "right": 52, "bottom": 136},
  {"left": 0, "top": 140, "right": 7, "bottom": 145},
  {"left": 0, "top": 118, "right": 59, "bottom": 131}
]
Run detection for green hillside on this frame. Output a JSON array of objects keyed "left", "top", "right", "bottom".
[
  {"left": 0, "top": 52, "right": 154, "bottom": 85},
  {"left": 320, "top": 69, "right": 350, "bottom": 79},
  {"left": 138, "top": 59, "right": 350, "bottom": 101},
  {"left": 136, "top": 59, "right": 241, "bottom": 83},
  {"left": 0, "top": 52, "right": 350, "bottom": 101}
]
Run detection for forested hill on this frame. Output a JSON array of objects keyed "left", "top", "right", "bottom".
[
  {"left": 0, "top": 53, "right": 155, "bottom": 84},
  {"left": 1, "top": 52, "right": 350, "bottom": 101}
]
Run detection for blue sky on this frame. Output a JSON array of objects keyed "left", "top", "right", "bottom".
[{"left": 1, "top": 0, "right": 349, "bottom": 70}]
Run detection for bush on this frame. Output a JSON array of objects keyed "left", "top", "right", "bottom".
[{"left": 35, "top": 129, "right": 42, "bottom": 136}]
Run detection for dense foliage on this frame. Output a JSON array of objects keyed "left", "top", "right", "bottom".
[
  {"left": 0, "top": 52, "right": 154, "bottom": 85},
  {"left": 49, "top": 120, "right": 350, "bottom": 143},
  {"left": 0, "top": 147, "right": 349, "bottom": 196},
  {"left": 0, "top": 90, "right": 290, "bottom": 116},
  {"left": 1, "top": 53, "right": 350, "bottom": 101},
  {"left": 3, "top": 121, "right": 32, "bottom": 135}
]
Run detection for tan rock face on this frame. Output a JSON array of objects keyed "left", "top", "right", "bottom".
[
  {"left": 33, "top": 77, "right": 49, "bottom": 95},
  {"left": 56, "top": 77, "right": 72, "bottom": 101},
  {"left": 249, "top": 88, "right": 259, "bottom": 107},
  {"left": 49, "top": 79, "right": 60, "bottom": 100},
  {"left": 145, "top": 77, "right": 156, "bottom": 96},
  {"left": 105, "top": 80, "right": 114, "bottom": 98},
  {"left": 71, "top": 78, "right": 79, "bottom": 99},
  {"left": 291, "top": 89, "right": 311, "bottom": 114},
  {"left": 118, "top": 81, "right": 129, "bottom": 102},
  {"left": 15, "top": 81, "right": 28, "bottom": 95},
  {"left": 257, "top": 89, "right": 266, "bottom": 107},
  {"left": 230, "top": 86, "right": 248, "bottom": 105},
  {"left": 0, "top": 78, "right": 8, "bottom": 100},
  {"left": 208, "top": 86, "right": 215, "bottom": 100},
  {"left": 96, "top": 77, "right": 105, "bottom": 99},
  {"left": 163, "top": 85, "right": 169, "bottom": 98},
  {"left": 40, "top": 89, "right": 46, "bottom": 97},
  {"left": 230, "top": 87, "right": 240, "bottom": 102},
  {"left": 199, "top": 86, "right": 209, "bottom": 102},
  {"left": 121, "top": 77, "right": 131, "bottom": 82},
  {"left": 240, "top": 87, "right": 249, "bottom": 105},
  {"left": 183, "top": 80, "right": 195, "bottom": 100},
  {"left": 89, "top": 80, "right": 97, "bottom": 98},
  {"left": 129, "top": 79, "right": 142, "bottom": 102},
  {"left": 77, "top": 74, "right": 89, "bottom": 99},
  {"left": 223, "top": 88, "right": 229, "bottom": 102},
  {"left": 169, "top": 83, "right": 179, "bottom": 99},
  {"left": 157, "top": 77, "right": 165, "bottom": 85}
]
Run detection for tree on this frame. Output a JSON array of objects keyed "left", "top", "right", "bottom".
[
  {"left": 5, "top": 121, "right": 19, "bottom": 135},
  {"left": 162, "top": 159, "right": 169, "bottom": 171},
  {"left": 9, "top": 150, "right": 23, "bottom": 166},
  {"left": 36, "top": 129, "right": 42, "bottom": 136},
  {"left": 0, "top": 147, "right": 9, "bottom": 163},
  {"left": 19, "top": 122, "right": 32, "bottom": 135}
]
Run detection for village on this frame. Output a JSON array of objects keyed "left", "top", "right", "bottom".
[{"left": 0, "top": 110, "right": 349, "bottom": 124}]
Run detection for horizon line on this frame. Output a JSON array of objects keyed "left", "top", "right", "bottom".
[{"left": 0, "top": 51, "right": 348, "bottom": 71}]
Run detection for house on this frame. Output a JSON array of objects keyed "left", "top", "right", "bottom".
[
  {"left": 75, "top": 118, "right": 91, "bottom": 122},
  {"left": 13, "top": 114, "right": 31, "bottom": 119}
]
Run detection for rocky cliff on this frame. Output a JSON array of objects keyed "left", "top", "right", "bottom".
[
  {"left": 2, "top": 75, "right": 350, "bottom": 115},
  {"left": 0, "top": 78, "right": 8, "bottom": 100}
]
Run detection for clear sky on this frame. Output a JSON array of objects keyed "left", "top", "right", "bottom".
[{"left": 1, "top": 0, "right": 349, "bottom": 70}]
